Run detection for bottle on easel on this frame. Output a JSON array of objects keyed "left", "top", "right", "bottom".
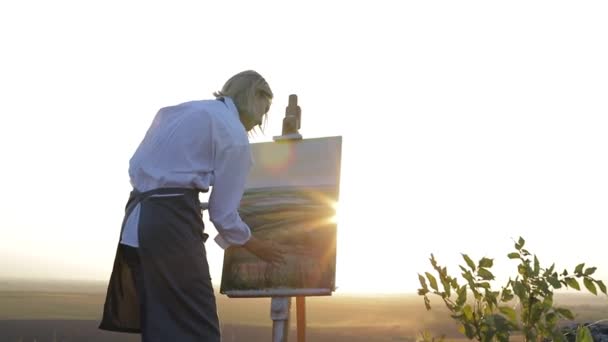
[{"left": 274, "top": 94, "right": 303, "bottom": 141}]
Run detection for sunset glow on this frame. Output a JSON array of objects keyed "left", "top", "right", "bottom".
[{"left": 0, "top": 1, "right": 607, "bottom": 297}]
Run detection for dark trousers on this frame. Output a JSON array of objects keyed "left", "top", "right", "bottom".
[{"left": 100, "top": 189, "right": 220, "bottom": 342}]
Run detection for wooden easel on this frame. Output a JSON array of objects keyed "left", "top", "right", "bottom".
[
  {"left": 270, "top": 296, "right": 306, "bottom": 342},
  {"left": 271, "top": 95, "right": 305, "bottom": 342},
  {"left": 296, "top": 296, "right": 306, "bottom": 342}
]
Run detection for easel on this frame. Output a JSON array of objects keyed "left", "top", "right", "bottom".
[
  {"left": 270, "top": 94, "right": 305, "bottom": 342},
  {"left": 270, "top": 296, "right": 306, "bottom": 342},
  {"left": 208, "top": 95, "right": 311, "bottom": 341}
]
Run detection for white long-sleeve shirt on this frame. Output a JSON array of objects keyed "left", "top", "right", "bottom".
[{"left": 120, "top": 97, "right": 252, "bottom": 249}]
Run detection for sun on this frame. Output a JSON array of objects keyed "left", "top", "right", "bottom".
[{"left": 330, "top": 201, "right": 341, "bottom": 224}]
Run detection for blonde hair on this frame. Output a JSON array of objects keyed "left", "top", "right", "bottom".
[{"left": 214, "top": 70, "right": 273, "bottom": 129}]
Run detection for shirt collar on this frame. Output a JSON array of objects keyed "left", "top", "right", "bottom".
[
  {"left": 220, "top": 96, "right": 248, "bottom": 135},
  {"left": 221, "top": 96, "right": 240, "bottom": 119}
]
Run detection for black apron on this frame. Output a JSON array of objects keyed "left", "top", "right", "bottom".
[{"left": 99, "top": 188, "right": 220, "bottom": 342}]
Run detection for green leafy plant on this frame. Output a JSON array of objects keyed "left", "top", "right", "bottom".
[
  {"left": 575, "top": 325, "right": 593, "bottom": 342},
  {"left": 417, "top": 237, "right": 606, "bottom": 342},
  {"left": 417, "top": 331, "right": 446, "bottom": 342}
]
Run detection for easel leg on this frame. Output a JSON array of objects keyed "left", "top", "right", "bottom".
[
  {"left": 296, "top": 296, "right": 306, "bottom": 342},
  {"left": 271, "top": 297, "right": 291, "bottom": 342}
]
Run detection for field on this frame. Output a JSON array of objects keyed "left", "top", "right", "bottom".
[{"left": 1, "top": 279, "right": 607, "bottom": 342}]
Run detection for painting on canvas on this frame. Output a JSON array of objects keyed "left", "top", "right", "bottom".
[{"left": 220, "top": 136, "right": 342, "bottom": 297}]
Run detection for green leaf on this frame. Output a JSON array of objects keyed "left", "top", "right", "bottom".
[
  {"left": 533, "top": 255, "right": 540, "bottom": 275},
  {"left": 425, "top": 272, "right": 439, "bottom": 291},
  {"left": 491, "top": 314, "right": 511, "bottom": 333},
  {"left": 485, "top": 290, "right": 498, "bottom": 308},
  {"left": 463, "top": 323, "right": 475, "bottom": 339},
  {"left": 424, "top": 296, "right": 431, "bottom": 310},
  {"left": 537, "top": 280, "right": 550, "bottom": 294},
  {"left": 463, "top": 304, "right": 474, "bottom": 321},
  {"left": 477, "top": 282, "right": 491, "bottom": 289},
  {"left": 555, "top": 307, "right": 574, "bottom": 320},
  {"left": 499, "top": 306, "right": 517, "bottom": 323},
  {"left": 530, "top": 302, "right": 543, "bottom": 324},
  {"left": 484, "top": 313, "right": 496, "bottom": 326},
  {"left": 515, "top": 236, "right": 525, "bottom": 250},
  {"left": 462, "top": 270, "right": 474, "bottom": 285},
  {"left": 462, "top": 254, "right": 476, "bottom": 271},
  {"left": 457, "top": 324, "right": 465, "bottom": 335},
  {"left": 430, "top": 253, "right": 438, "bottom": 268},
  {"left": 584, "top": 267, "right": 597, "bottom": 276},
  {"left": 512, "top": 281, "right": 527, "bottom": 299},
  {"left": 479, "top": 257, "right": 493, "bottom": 268},
  {"left": 547, "top": 275, "right": 561, "bottom": 289},
  {"left": 552, "top": 330, "right": 567, "bottom": 341},
  {"left": 545, "top": 312, "right": 558, "bottom": 326},
  {"left": 484, "top": 303, "right": 494, "bottom": 316},
  {"left": 597, "top": 280, "right": 607, "bottom": 295},
  {"left": 575, "top": 263, "right": 585, "bottom": 275},
  {"left": 583, "top": 278, "right": 597, "bottom": 295},
  {"left": 441, "top": 278, "right": 451, "bottom": 297},
  {"left": 565, "top": 277, "right": 580, "bottom": 291},
  {"left": 518, "top": 264, "right": 528, "bottom": 276},
  {"left": 418, "top": 274, "right": 428, "bottom": 290},
  {"left": 456, "top": 285, "right": 467, "bottom": 306},
  {"left": 501, "top": 288, "right": 514, "bottom": 302},
  {"left": 576, "top": 325, "right": 593, "bottom": 342},
  {"left": 477, "top": 267, "right": 495, "bottom": 280},
  {"left": 508, "top": 252, "right": 520, "bottom": 259},
  {"left": 417, "top": 288, "right": 428, "bottom": 296}
]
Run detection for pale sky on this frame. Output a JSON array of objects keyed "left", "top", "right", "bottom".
[{"left": 1, "top": 1, "right": 607, "bottom": 294}]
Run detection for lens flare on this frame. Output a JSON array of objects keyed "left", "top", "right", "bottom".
[
  {"left": 330, "top": 201, "right": 340, "bottom": 224},
  {"left": 257, "top": 142, "right": 293, "bottom": 173}
]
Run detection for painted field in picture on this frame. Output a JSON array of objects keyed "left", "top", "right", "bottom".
[{"left": 220, "top": 136, "right": 342, "bottom": 297}]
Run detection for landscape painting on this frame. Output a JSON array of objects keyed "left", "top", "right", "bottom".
[{"left": 220, "top": 136, "right": 342, "bottom": 297}]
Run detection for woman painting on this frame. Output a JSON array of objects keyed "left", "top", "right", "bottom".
[{"left": 100, "top": 70, "right": 284, "bottom": 342}]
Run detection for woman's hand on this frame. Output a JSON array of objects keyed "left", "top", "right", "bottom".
[{"left": 242, "top": 236, "right": 286, "bottom": 265}]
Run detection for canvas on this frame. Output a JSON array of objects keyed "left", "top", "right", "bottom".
[{"left": 220, "top": 136, "right": 342, "bottom": 297}]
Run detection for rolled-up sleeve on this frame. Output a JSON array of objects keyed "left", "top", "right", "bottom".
[{"left": 209, "top": 144, "right": 252, "bottom": 249}]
